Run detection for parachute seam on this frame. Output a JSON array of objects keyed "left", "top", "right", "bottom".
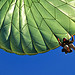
[
  {"left": 10, "top": 0, "right": 25, "bottom": 54},
  {"left": 10, "top": 0, "right": 17, "bottom": 53},
  {"left": 32, "top": 1, "right": 59, "bottom": 49},
  {"left": 0, "top": 0, "right": 13, "bottom": 29},
  {"left": 39, "top": 1, "right": 68, "bottom": 34},
  {"left": 44, "top": 0, "right": 74, "bottom": 35},
  {"left": 29, "top": 0, "right": 49, "bottom": 47},
  {"left": 23, "top": 0, "right": 38, "bottom": 54},
  {"left": 27, "top": 0, "right": 47, "bottom": 53},
  {"left": 60, "top": 0, "right": 75, "bottom": 8},
  {"left": 46, "top": 0, "right": 75, "bottom": 35},
  {"left": 33, "top": 1, "right": 61, "bottom": 37},
  {"left": 20, "top": 0, "right": 37, "bottom": 54},
  {"left": 1, "top": 22, "right": 12, "bottom": 28},
  {"left": 0, "top": 0, "right": 14, "bottom": 52},
  {"left": 0, "top": 1, "right": 17, "bottom": 28},
  {"left": 11, "top": 23, "right": 32, "bottom": 52},
  {"left": 4, "top": 22, "right": 40, "bottom": 51},
  {"left": 21, "top": 23, "right": 27, "bottom": 30},
  {"left": 46, "top": 0, "right": 75, "bottom": 23},
  {"left": 0, "top": 0, "right": 7, "bottom": 10},
  {"left": 19, "top": 0, "right": 25, "bottom": 54},
  {"left": 0, "top": 0, "right": 15, "bottom": 28},
  {"left": 0, "top": 0, "right": 17, "bottom": 47}
]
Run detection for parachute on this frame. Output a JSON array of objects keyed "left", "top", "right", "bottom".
[{"left": 0, "top": 0, "right": 75, "bottom": 55}]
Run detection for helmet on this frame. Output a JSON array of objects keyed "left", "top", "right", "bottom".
[{"left": 63, "top": 38, "right": 67, "bottom": 41}]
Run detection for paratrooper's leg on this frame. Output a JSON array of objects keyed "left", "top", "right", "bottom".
[{"left": 69, "top": 43, "right": 75, "bottom": 50}]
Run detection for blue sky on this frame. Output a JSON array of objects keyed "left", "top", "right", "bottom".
[{"left": 0, "top": 36, "right": 75, "bottom": 75}]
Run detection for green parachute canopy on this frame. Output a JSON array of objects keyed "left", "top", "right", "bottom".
[{"left": 0, "top": 0, "right": 75, "bottom": 55}]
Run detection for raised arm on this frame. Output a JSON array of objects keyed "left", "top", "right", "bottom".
[
  {"left": 58, "top": 38, "right": 62, "bottom": 46},
  {"left": 70, "top": 35, "right": 74, "bottom": 43}
]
